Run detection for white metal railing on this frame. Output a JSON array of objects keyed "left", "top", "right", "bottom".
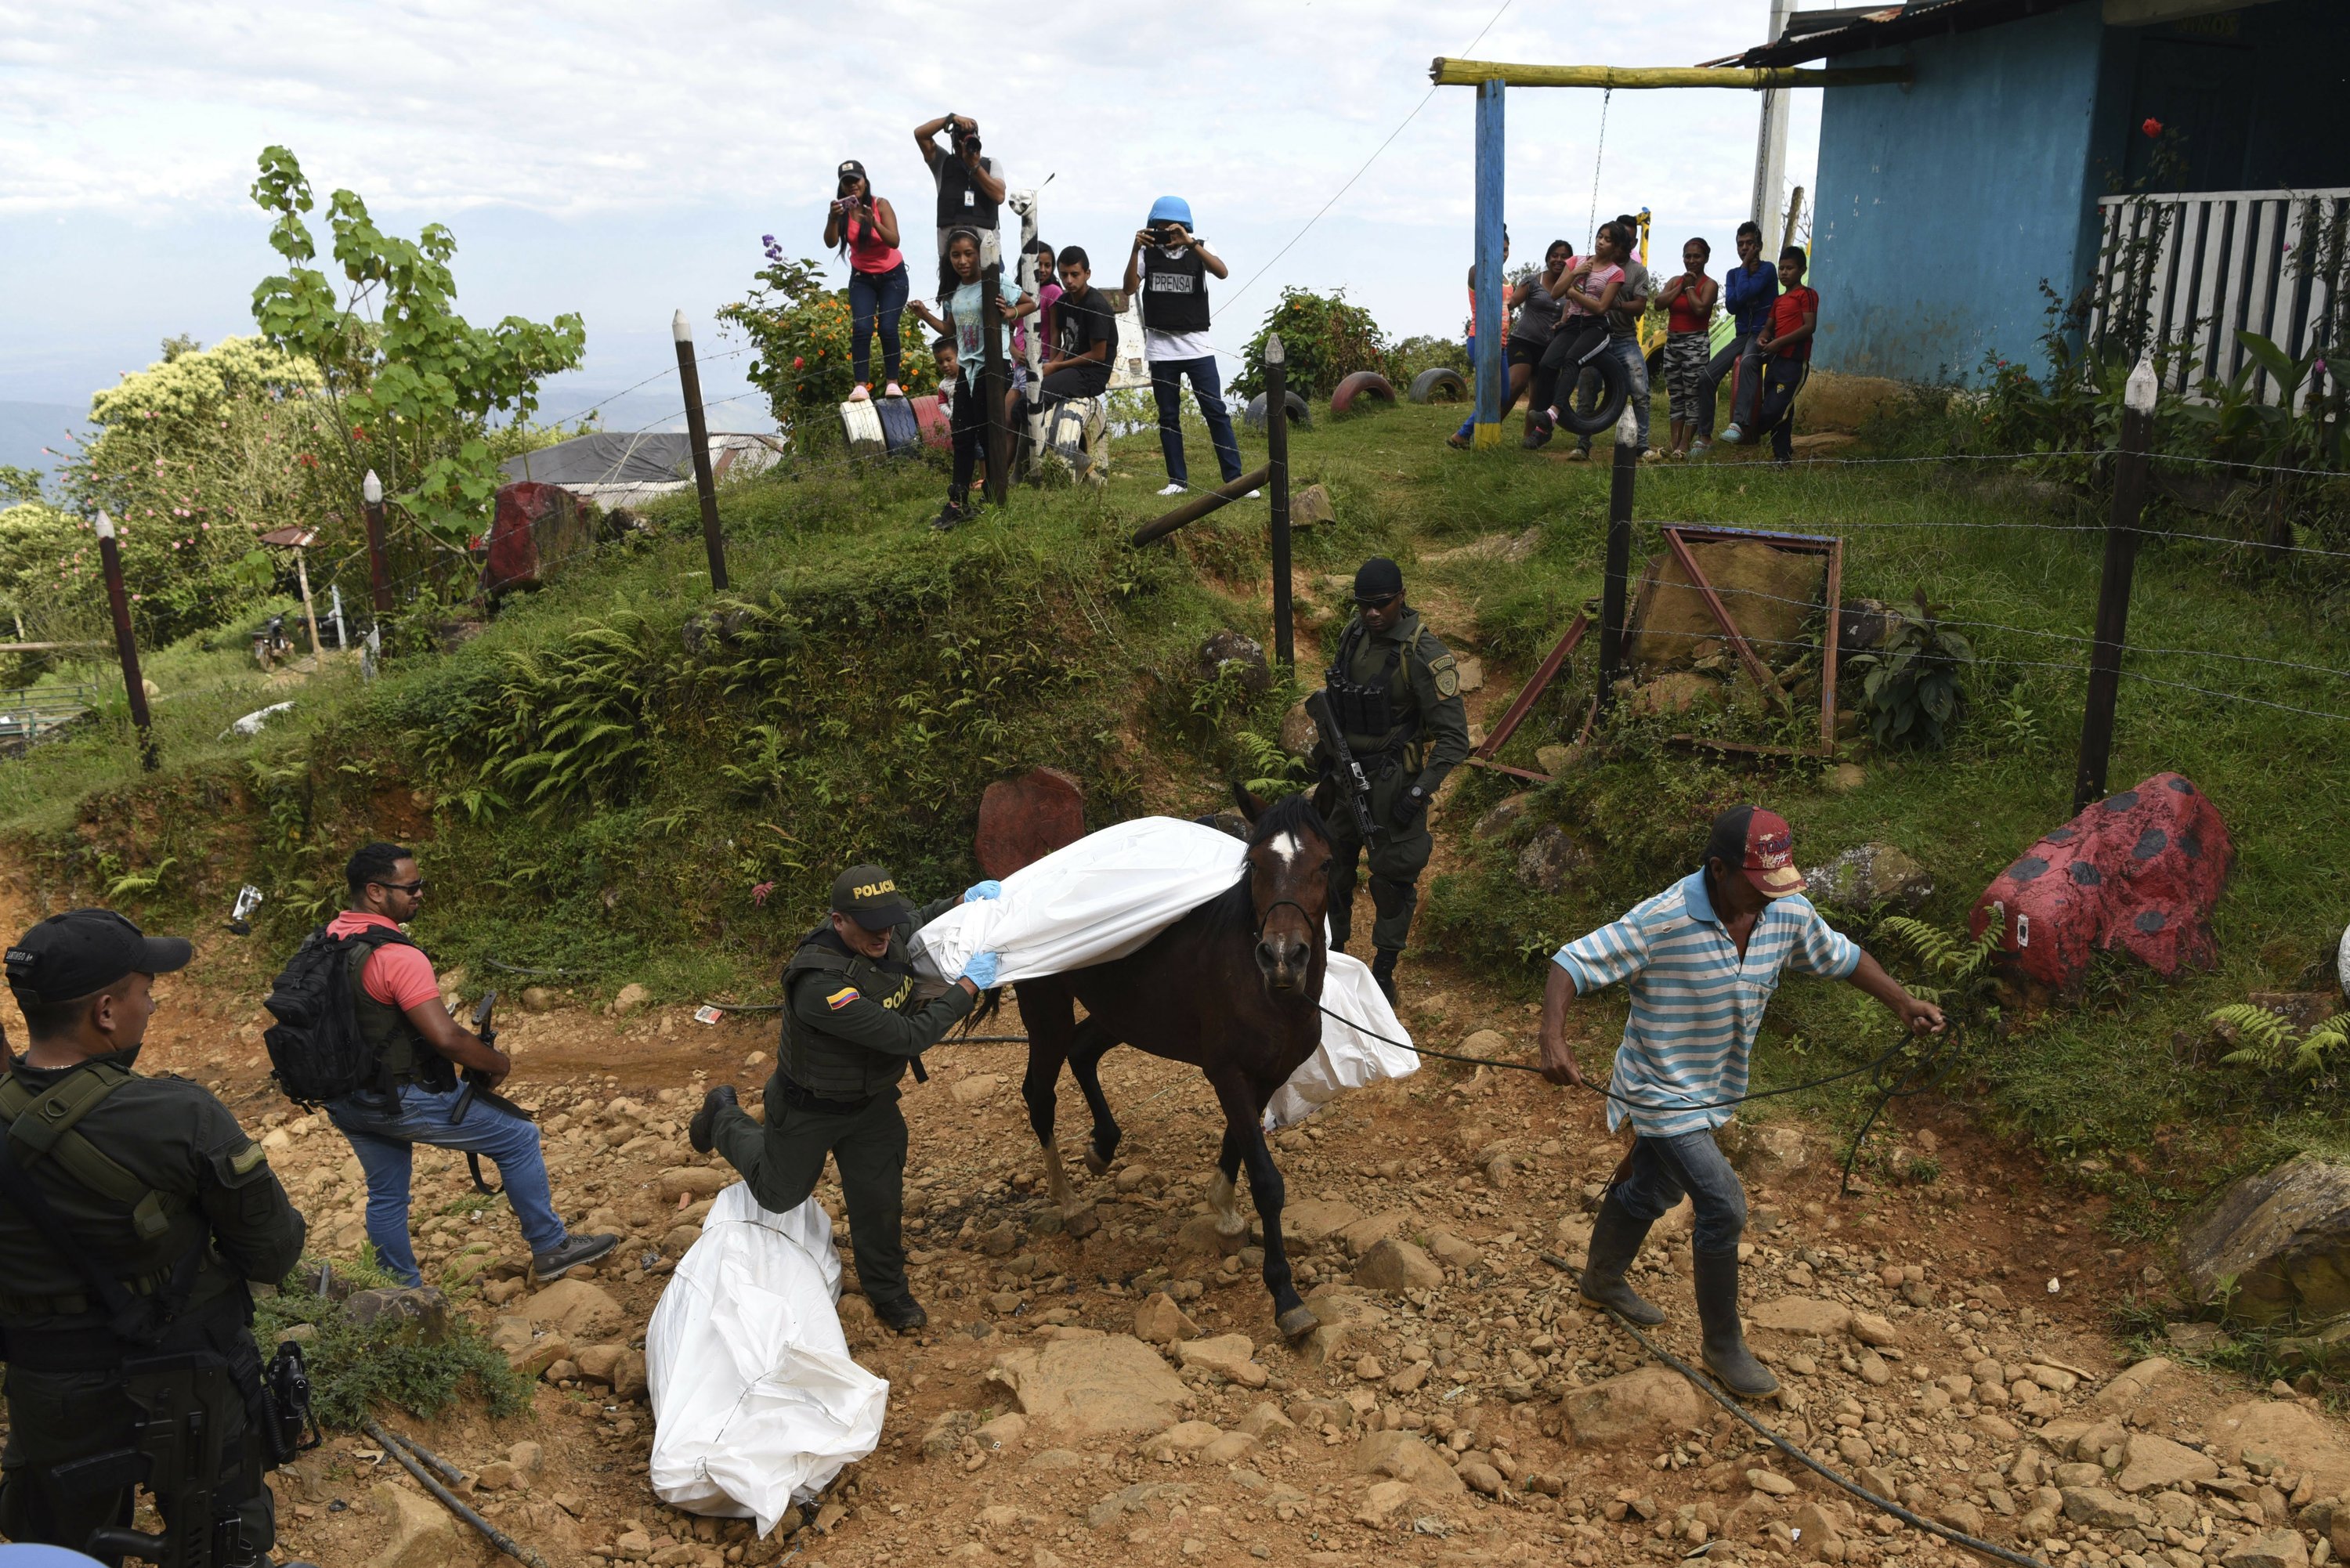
[{"left": 2091, "top": 187, "right": 2350, "bottom": 407}]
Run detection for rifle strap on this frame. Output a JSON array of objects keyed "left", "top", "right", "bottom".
[
  {"left": 0, "top": 1063, "right": 179, "bottom": 1240},
  {"left": 466, "top": 1153, "right": 501, "bottom": 1196},
  {"left": 0, "top": 1115, "right": 139, "bottom": 1326}
]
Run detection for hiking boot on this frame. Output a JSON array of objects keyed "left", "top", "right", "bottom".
[
  {"left": 873, "top": 1295, "right": 929, "bottom": 1333},
  {"left": 1696, "top": 1246, "right": 1778, "bottom": 1397},
  {"left": 532, "top": 1233, "right": 620, "bottom": 1281},
  {"left": 1369, "top": 948, "right": 1400, "bottom": 1003},
  {"left": 689, "top": 1083, "right": 738, "bottom": 1154},
  {"left": 1578, "top": 1194, "right": 1665, "bottom": 1325}
]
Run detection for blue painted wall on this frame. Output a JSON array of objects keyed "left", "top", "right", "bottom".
[{"left": 1810, "top": 5, "right": 2116, "bottom": 385}]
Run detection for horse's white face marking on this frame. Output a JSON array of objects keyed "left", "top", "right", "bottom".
[{"left": 1267, "top": 830, "right": 1303, "bottom": 867}]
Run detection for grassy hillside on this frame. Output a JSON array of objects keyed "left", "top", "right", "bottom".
[{"left": 7, "top": 393, "right": 2348, "bottom": 1219}]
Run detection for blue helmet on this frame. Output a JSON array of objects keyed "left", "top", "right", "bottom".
[{"left": 1148, "top": 196, "right": 1194, "bottom": 228}]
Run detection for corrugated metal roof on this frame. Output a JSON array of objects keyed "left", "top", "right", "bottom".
[{"left": 1729, "top": 0, "right": 2090, "bottom": 66}]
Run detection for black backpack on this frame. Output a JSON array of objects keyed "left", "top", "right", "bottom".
[{"left": 262, "top": 925, "right": 416, "bottom": 1106}]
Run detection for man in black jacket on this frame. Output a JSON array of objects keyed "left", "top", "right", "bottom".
[
  {"left": 692, "top": 866, "right": 1002, "bottom": 1332},
  {"left": 0, "top": 909, "right": 307, "bottom": 1564}
]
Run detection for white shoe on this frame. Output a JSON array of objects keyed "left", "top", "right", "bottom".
[
  {"left": 1721, "top": 423, "right": 1744, "bottom": 444},
  {"left": 848, "top": 384, "right": 871, "bottom": 403},
  {"left": 1246, "top": 489, "right": 1262, "bottom": 499},
  {"left": 1157, "top": 482, "right": 1186, "bottom": 497},
  {"left": 1640, "top": 447, "right": 1664, "bottom": 464},
  {"left": 883, "top": 381, "right": 905, "bottom": 398}
]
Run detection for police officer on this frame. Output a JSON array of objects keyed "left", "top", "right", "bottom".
[
  {"left": 690, "top": 866, "right": 1002, "bottom": 1333},
  {"left": 0, "top": 910, "right": 306, "bottom": 1566},
  {"left": 1316, "top": 558, "right": 1471, "bottom": 1001}
]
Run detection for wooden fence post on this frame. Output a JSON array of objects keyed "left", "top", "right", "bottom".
[
  {"left": 93, "top": 510, "right": 157, "bottom": 771},
  {"left": 981, "top": 266, "right": 1009, "bottom": 507},
  {"left": 1595, "top": 406, "right": 1640, "bottom": 709},
  {"left": 2073, "top": 356, "right": 2157, "bottom": 813},
  {"left": 672, "top": 310, "right": 730, "bottom": 591},
  {"left": 362, "top": 468, "right": 394, "bottom": 616},
  {"left": 1265, "top": 334, "right": 1292, "bottom": 672}
]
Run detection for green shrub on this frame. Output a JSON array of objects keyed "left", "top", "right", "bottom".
[
  {"left": 1232, "top": 287, "right": 1389, "bottom": 402},
  {"left": 256, "top": 1263, "right": 531, "bottom": 1429},
  {"left": 721, "top": 247, "right": 936, "bottom": 440},
  {"left": 1389, "top": 335, "right": 1468, "bottom": 392}
]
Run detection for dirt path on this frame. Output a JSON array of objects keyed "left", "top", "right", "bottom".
[{"left": 1, "top": 844, "right": 2340, "bottom": 1568}]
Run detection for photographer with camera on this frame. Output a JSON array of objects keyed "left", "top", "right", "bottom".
[
  {"left": 913, "top": 114, "right": 1007, "bottom": 301},
  {"left": 0, "top": 909, "right": 308, "bottom": 1565},
  {"left": 1123, "top": 197, "right": 1245, "bottom": 497},
  {"left": 302, "top": 843, "right": 616, "bottom": 1289},
  {"left": 822, "top": 159, "right": 906, "bottom": 402}
]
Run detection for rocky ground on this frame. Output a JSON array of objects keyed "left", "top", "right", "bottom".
[{"left": 8, "top": 874, "right": 2347, "bottom": 1568}]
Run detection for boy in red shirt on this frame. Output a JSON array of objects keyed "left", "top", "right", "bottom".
[
  {"left": 321, "top": 842, "right": 616, "bottom": 1286},
  {"left": 1726, "top": 247, "right": 1819, "bottom": 464}
]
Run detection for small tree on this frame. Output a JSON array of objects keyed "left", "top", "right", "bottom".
[
  {"left": 248, "top": 146, "right": 586, "bottom": 558},
  {"left": 1233, "top": 287, "right": 1390, "bottom": 401}
]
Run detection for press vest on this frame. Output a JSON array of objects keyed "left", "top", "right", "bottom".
[
  {"left": 1141, "top": 246, "right": 1211, "bottom": 335},
  {"left": 935, "top": 156, "right": 999, "bottom": 234},
  {"left": 778, "top": 927, "right": 924, "bottom": 1101}
]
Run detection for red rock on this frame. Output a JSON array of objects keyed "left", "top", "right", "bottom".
[{"left": 1970, "top": 772, "right": 2232, "bottom": 990}]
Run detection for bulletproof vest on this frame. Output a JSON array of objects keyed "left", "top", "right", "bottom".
[
  {"left": 345, "top": 940, "right": 452, "bottom": 1093},
  {"left": 1324, "top": 616, "right": 1419, "bottom": 757},
  {"left": 935, "top": 154, "right": 999, "bottom": 233},
  {"left": 1141, "top": 246, "right": 1211, "bottom": 335},
  {"left": 778, "top": 925, "right": 922, "bottom": 1102}
]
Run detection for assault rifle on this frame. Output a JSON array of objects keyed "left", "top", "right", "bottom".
[
  {"left": 448, "top": 989, "right": 528, "bottom": 1195},
  {"left": 1305, "top": 688, "right": 1381, "bottom": 844}
]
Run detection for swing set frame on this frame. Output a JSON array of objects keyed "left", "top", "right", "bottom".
[{"left": 1427, "top": 54, "right": 1910, "bottom": 449}]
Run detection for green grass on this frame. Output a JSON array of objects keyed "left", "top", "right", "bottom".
[{"left": 9, "top": 392, "right": 2350, "bottom": 1212}]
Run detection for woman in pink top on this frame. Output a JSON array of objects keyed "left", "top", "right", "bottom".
[
  {"left": 823, "top": 158, "right": 908, "bottom": 400},
  {"left": 1529, "top": 219, "right": 1630, "bottom": 439}
]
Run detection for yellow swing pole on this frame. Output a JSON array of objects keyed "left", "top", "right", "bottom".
[{"left": 1430, "top": 59, "right": 1912, "bottom": 90}]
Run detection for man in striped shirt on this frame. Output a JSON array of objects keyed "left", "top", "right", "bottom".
[{"left": 1538, "top": 805, "right": 1943, "bottom": 1396}]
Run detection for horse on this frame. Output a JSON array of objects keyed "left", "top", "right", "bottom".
[{"left": 1005, "top": 789, "right": 1332, "bottom": 1342}]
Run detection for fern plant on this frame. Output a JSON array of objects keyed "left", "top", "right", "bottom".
[
  {"left": 1873, "top": 915, "right": 2000, "bottom": 985},
  {"left": 2210, "top": 1003, "right": 2350, "bottom": 1080}
]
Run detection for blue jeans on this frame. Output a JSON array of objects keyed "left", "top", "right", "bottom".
[
  {"left": 327, "top": 1082, "right": 569, "bottom": 1287},
  {"left": 848, "top": 262, "right": 909, "bottom": 388},
  {"left": 1699, "top": 331, "right": 1766, "bottom": 439},
  {"left": 1611, "top": 1129, "right": 1746, "bottom": 1253},
  {"left": 1148, "top": 355, "right": 1243, "bottom": 486}
]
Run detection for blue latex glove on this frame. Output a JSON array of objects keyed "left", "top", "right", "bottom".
[
  {"left": 960, "top": 951, "right": 1002, "bottom": 989},
  {"left": 964, "top": 880, "right": 1003, "bottom": 903}
]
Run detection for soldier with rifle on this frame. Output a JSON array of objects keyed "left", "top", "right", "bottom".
[
  {"left": 1311, "top": 558, "right": 1471, "bottom": 1002},
  {"left": 0, "top": 909, "right": 312, "bottom": 1565}
]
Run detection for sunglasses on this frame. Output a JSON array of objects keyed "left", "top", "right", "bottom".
[
  {"left": 1356, "top": 594, "right": 1401, "bottom": 610},
  {"left": 374, "top": 879, "right": 427, "bottom": 895}
]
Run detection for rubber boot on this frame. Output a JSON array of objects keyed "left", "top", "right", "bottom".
[
  {"left": 1578, "top": 1194, "right": 1665, "bottom": 1325},
  {"left": 1694, "top": 1246, "right": 1779, "bottom": 1397},
  {"left": 1369, "top": 948, "right": 1399, "bottom": 1003}
]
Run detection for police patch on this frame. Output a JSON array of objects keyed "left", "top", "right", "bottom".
[
  {"left": 1430, "top": 653, "right": 1460, "bottom": 699},
  {"left": 826, "top": 986, "right": 861, "bottom": 1011}
]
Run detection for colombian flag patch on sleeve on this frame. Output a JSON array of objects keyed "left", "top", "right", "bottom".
[{"left": 826, "top": 986, "right": 861, "bottom": 1011}]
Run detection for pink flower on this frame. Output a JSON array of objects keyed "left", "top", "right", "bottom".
[{"left": 2142, "top": 117, "right": 2163, "bottom": 137}]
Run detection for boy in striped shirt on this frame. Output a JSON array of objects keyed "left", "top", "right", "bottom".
[{"left": 1538, "top": 805, "right": 1944, "bottom": 1396}]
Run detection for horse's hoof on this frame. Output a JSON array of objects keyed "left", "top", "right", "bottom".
[
  {"left": 1277, "top": 1305, "right": 1320, "bottom": 1342},
  {"left": 1218, "top": 1226, "right": 1249, "bottom": 1256},
  {"left": 1083, "top": 1148, "right": 1112, "bottom": 1178},
  {"left": 1064, "top": 1205, "right": 1101, "bottom": 1240}
]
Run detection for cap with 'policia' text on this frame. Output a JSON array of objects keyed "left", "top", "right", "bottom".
[
  {"left": 6, "top": 909, "right": 193, "bottom": 1006},
  {"left": 830, "top": 865, "right": 914, "bottom": 931},
  {"left": 1704, "top": 806, "right": 1806, "bottom": 899}
]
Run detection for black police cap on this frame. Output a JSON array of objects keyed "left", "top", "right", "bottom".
[
  {"left": 6, "top": 909, "right": 192, "bottom": 1007},
  {"left": 831, "top": 865, "right": 914, "bottom": 931},
  {"left": 1353, "top": 557, "right": 1405, "bottom": 604}
]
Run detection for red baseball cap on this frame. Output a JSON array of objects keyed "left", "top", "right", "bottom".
[{"left": 1705, "top": 805, "right": 1806, "bottom": 898}]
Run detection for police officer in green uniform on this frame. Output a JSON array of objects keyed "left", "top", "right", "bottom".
[
  {"left": 1317, "top": 557, "right": 1472, "bottom": 1001},
  {"left": 691, "top": 865, "right": 1003, "bottom": 1334},
  {"left": 0, "top": 910, "right": 307, "bottom": 1565}
]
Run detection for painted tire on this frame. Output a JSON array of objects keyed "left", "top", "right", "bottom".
[
  {"left": 1243, "top": 390, "right": 1312, "bottom": 432},
  {"left": 1331, "top": 371, "right": 1397, "bottom": 416},
  {"left": 1551, "top": 349, "right": 1632, "bottom": 437},
  {"left": 1408, "top": 367, "right": 1469, "bottom": 404}
]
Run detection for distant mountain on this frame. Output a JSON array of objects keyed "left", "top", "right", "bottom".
[{"left": 0, "top": 403, "right": 86, "bottom": 489}]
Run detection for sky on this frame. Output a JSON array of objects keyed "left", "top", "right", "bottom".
[{"left": 0, "top": 0, "right": 1826, "bottom": 447}]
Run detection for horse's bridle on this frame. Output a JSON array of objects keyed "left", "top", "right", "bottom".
[{"left": 1255, "top": 898, "right": 1319, "bottom": 947}]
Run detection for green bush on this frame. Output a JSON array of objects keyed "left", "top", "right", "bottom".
[
  {"left": 256, "top": 1263, "right": 530, "bottom": 1429},
  {"left": 721, "top": 247, "right": 936, "bottom": 441},
  {"left": 1232, "top": 287, "right": 1389, "bottom": 402},
  {"left": 1389, "top": 335, "right": 1469, "bottom": 392}
]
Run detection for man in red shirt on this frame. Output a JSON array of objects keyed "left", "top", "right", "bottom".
[
  {"left": 321, "top": 842, "right": 616, "bottom": 1286},
  {"left": 1726, "top": 247, "right": 1819, "bottom": 464}
]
